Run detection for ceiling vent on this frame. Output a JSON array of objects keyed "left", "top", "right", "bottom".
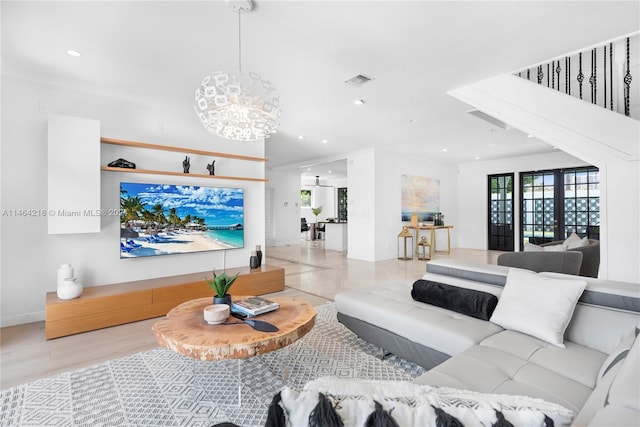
[
  {"left": 345, "top": 74, "right": 374, "bottom": 87},
  {"left": 466, "top": 110, "right": 512, "bottom": 130}
]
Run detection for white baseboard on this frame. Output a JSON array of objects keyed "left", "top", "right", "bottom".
[{"left": 0, "top": 310, "right": 45, "bottom": 328}]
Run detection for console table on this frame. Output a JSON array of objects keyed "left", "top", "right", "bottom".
[
  {"left": 407, "top": 225, "right": 454, "bottom": 259},
  {"left": 45, "top": 264, "right": 284, "bottom": 339}
]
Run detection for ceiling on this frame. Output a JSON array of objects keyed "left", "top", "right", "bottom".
[{"left": 3, "top": 1, "right": 639, "bottom": 180}]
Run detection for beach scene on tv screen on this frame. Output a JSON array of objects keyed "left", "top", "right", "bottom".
[{"left": 120, "top": 182, "right": 244, "bottom": 258}]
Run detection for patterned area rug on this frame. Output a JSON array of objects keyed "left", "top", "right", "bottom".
[{"left": 1, "top": 303, "right": 425, "bottom": 427}]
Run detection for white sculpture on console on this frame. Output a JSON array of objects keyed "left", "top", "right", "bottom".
[{"left": 56, "top": 263, "right": 83, "bottom": 300}]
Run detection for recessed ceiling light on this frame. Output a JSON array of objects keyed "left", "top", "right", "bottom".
[
  {"left": 66, "top": 49, "right": 82, "bottom": 57},
  {"left": 322, "top": 139, "right": 328, "bottom": 144},
  {"left": 527, "top": 134, "right": 534, "bottom": 138},
  {"left": 475, "top": 156, "right": 480, "bottom": 160},
  {"left": 328, "top": 170, "right": 332, "bottom": 174},
  {"left": 442, "top": 148, "right": 448, "bottom": 152},
  {"left": 307, "top": 168, "right": 311, "bottom": 171},
  {"left": 354, "top": 99, "right": 366, "bottom": 105},
  {"left": 298, "top": 135, "right": 304, "bottom": 140}
]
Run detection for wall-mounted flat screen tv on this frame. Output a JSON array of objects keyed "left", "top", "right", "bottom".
[{"left": 120, "top": 182, "right": 244, "bottom": 258}]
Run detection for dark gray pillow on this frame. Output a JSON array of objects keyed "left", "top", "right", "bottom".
[{"left": 411, "top": 280, "right": 498, "bottom": 321}]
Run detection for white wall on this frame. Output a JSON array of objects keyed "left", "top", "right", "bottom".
[
  {"left": 1, "top": 73, "right": 266, "bottom": 326},
  {"left": 372, "top": 149, "right": 459, "bottom": 261},
  {"left": 345, "top": 148, "right": 458, "bottom": 262},
  {"left": 265, "top": 170, "right": 302, "bottom": 246},
  {"left": 345, "top": 149, "right": 377, "bottom": 261}
]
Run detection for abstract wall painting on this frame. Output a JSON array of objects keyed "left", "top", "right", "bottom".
[{"left": 401, "top": 175, "right": 440, "bottom": 222}]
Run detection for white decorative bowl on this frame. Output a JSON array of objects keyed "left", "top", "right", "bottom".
[{"left": 204, "top": 304, "right": 230, "bottom": 324}]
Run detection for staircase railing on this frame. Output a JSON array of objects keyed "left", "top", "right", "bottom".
[{"left": 514, "top": 32, "right": 638, "bottom": 120}]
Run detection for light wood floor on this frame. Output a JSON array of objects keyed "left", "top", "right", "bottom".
[{"left": 0, "top": 241, "right": 502, "bottom": 389}]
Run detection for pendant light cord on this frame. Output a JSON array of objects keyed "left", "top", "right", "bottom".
[{"left": 238, "top": 11, "right": 242, "bottom": 73}]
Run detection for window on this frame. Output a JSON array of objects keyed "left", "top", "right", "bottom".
[
  {"left": 300, "top": 189, "right": 311, "bottom": 207},
  {"left": 337, "top": 187, "right": 348, "bottom": 221}
]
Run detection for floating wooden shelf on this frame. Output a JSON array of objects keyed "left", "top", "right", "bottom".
[
  {"left": 100, "top": 137, "right": 268, "bottom": 182},
  {"left": 101, "top": 137, "right": 267, "bottom": 162},
  {"left": 100, "top": 166, "right": 268, "bottom": 182}
]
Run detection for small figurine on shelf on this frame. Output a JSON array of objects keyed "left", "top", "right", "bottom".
[
  {"left": 206, "top": 159, "right": 216, "bottom": 175},
  {"left": 182, "top": 156, "right": 190, "bottom": 173},
  {"left": 107, "top": 158, "right": 136, "bottom": 169}
]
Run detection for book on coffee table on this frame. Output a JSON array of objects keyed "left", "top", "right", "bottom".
[{"left": 232, "top": 297, "right": 280, "bottom": 316}]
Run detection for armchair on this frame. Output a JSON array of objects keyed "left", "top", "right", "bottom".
[{"left": 540, "top": 239, "right": 600, "bottom": 277}]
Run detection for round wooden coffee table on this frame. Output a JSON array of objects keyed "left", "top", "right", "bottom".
[{"left": 152, "top": 296, "right": 316, "bottom": 361}]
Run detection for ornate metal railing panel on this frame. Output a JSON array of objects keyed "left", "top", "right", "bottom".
[{"left": 514, "top": 33, "right": 638, "bottom": 120}]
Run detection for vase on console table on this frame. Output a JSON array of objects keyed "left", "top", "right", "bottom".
[
  {"left": 255, "top": 245, "right": 262, "bottom": 267},
  {"left": 250, "top": 251, "right": 260, "bottom": 269},
  {"left": 56, "top": 263, "right": 83, "bottom": 300}
]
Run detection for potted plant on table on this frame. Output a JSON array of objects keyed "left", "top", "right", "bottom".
[
  {"left": 204, "top": 270, "right": 239, "bottom": 305},
  {"left": 312, "top": 206, "right": 323, "bottom": 223},
  {"left": 310, "top": 206, "right": 322, "bottom": 240}
]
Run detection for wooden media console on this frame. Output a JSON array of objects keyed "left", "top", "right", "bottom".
[{"left": 45, "top": 264, "right": 285, "bottom": 339}]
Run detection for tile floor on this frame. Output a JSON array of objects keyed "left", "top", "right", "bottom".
[{"left": 0, "top": 240, "right": 503, "bottom": 389}]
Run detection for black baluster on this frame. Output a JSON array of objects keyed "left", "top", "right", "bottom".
[
  {"left": 610, "top": 43, "right": 614, "bottom": 111},
  {"left": 547, "top": 63, "right": 550, "bottom": 88},
  {"left": 578, "top": 53, "right": 584, "bottom": 99},
  {"left": 537, "top": 65, "right": 544, "bottom": 85},
  {"left": 565, "top": 57, "right": 569, "bottom": 94},
  {"left": 552, "top": 61, "right": 555, "bottom": 89},
  {"left": 604, "top": 45, "right": 607, "bottom": 109},
  {"left": 527, "top": 69, "right": 530, "bottom": 80},
  {"left": 556, "top": 61, "right": 561, "bottom": 91},
  {"left": 589, "top": 48, "right": 596, "bottom": 104},
  {"left": 593, "top": 48, "right": 597, "bottom": 104},
  {"left": 624, "top": 37, "right": 632, "bottom": 116}
]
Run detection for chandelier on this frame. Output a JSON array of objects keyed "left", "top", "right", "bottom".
[{"left": 194, "top": 0, "right": 281, "bottom": 142}]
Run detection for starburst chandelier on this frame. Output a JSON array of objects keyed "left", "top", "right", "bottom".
[{"left": 194, "top": 0, "right": 281, "bottom": 142}]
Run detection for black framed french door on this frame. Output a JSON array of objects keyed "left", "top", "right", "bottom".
[
  {"left": 488, "top": 174, "right": 514, "bottom": 251},
  {"left": 520, "top": 167, "right": 599, "bottom": 250}
]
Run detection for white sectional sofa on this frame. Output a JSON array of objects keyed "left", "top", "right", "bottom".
[{"left": 334, "top": 259, "right": 640, "bottom": 426}]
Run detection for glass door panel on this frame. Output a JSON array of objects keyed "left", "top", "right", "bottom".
[
  {"left": 488, "top": 174, "right": 514, "bottom": 251},
  {"left": 521, "top": 171, "right": 557, "bottom": 247},
  {"left": 562, "top": 167, "right": 600, "bottom": 240}
]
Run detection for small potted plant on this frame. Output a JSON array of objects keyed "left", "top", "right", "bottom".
[
  {"left": 310, "top": 206, "right": 323, "bottom": 240},
  {"left": 311, "top": 206, "right": 323, "bottom": 223},
  {"left": 204, "top": 270, "right": 239, "bottom": 305}
]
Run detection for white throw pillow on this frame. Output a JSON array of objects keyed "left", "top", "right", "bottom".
[
  {"left": 543, "top": 244, "right": 567, "bottom": 252},
  {"left": 524, "top": 242, "right": 543, "bottom": 252},
  {"left": 524, "top": 242, "right": 566, "bottom": 252},
  {"left": 564, "top": 233, "right": 589, "bottom": 249},
  {"left": 490, "top": 269, "right": 586, "bottom": 347}
]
